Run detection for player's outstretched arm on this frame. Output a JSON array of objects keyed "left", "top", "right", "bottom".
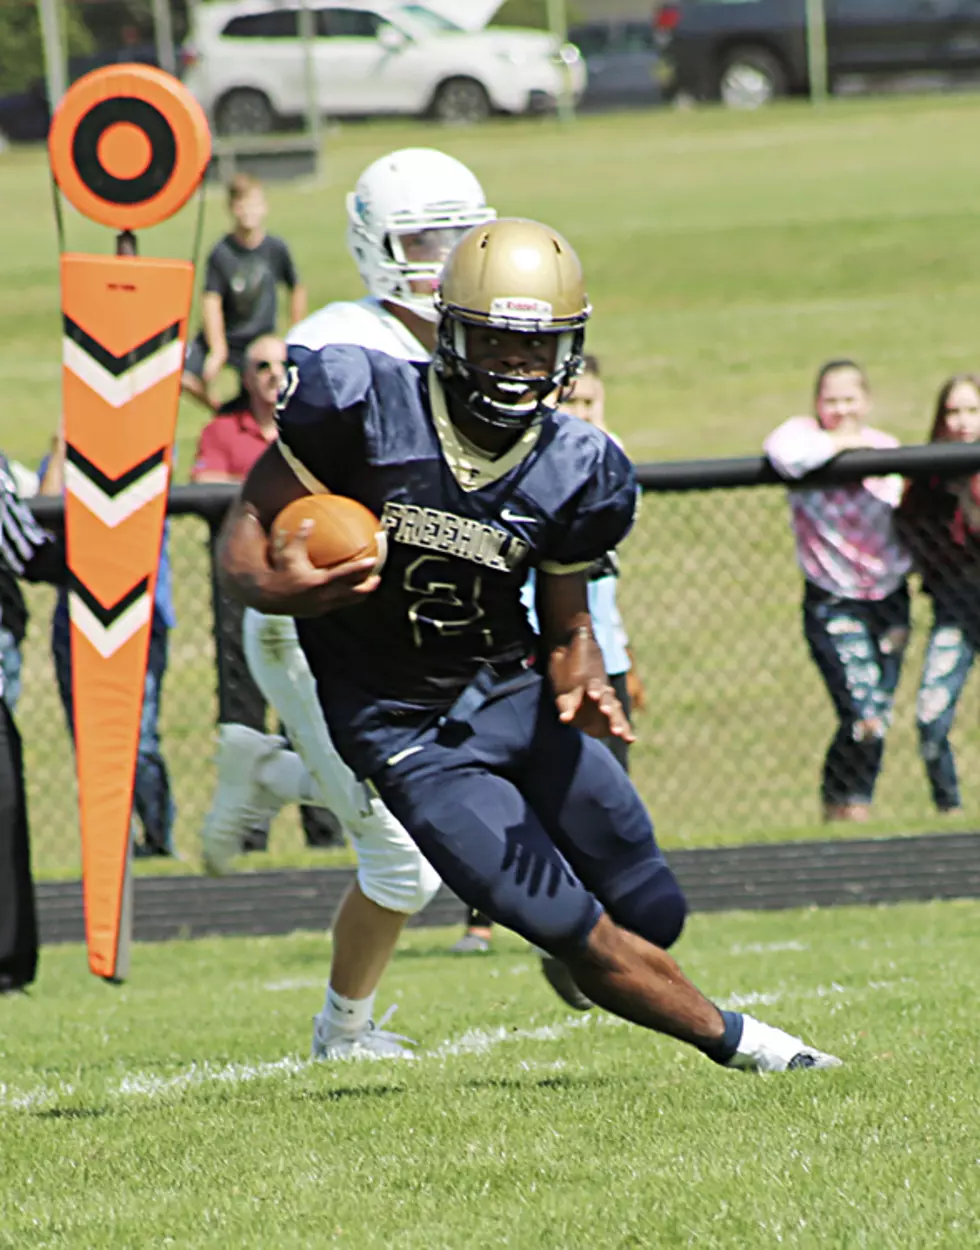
[
  {"left": 218, "top": 444, "right": 379, "bottom": 617},
  {"left": 537, "top": 570, "right": 635, "bottom": 742}
]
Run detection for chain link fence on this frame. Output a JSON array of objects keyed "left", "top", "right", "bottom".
[{"left": 15, "top": 444, "right": 980, "bottom": 877}]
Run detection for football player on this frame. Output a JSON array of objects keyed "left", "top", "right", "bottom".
[
  {"left": 217, "top": 218, "right": 841, "bottom": 1074},
  {"left": 202, "top": 149, "right": 493, "bottom": 1060}
]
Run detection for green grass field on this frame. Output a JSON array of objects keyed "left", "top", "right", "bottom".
[
  {"left": 3, "top": 903, "right": 978, "bottom": 1248},
  {"left": 5, "top": 96, "right": 980, "bottom": 873}
]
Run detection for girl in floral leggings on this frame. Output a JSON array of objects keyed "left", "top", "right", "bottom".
[
  {"left": 766, "top": 360, "right": 912, "bottom": 822},
  {"left": 898, "top": 375, "right": 980, "bottom": 813}
]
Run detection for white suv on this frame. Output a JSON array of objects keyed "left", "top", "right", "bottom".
[{"left": 182, "top": 1, "right": 586, "bottom": 134}]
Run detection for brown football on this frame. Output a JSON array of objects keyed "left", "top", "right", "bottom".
[{"left": 272, "top": 494, "right": 386, "bottom": 572}]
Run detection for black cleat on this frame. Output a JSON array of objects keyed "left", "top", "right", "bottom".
[{"left": 539, "top": 955, "right": 594, "bottom": 1012}]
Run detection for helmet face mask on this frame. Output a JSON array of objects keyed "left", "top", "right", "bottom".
[
  {"left": 434, "top": 218, "right": 591, "bottom": 432},
  {"left": 382, "top": 224, "right": 477, "bottom": 314},
  {"left": 346, "top": 149, "right": 496, "bottom": 323},
  {"left": 437, "top": 317, "right": 584, "bottom": 431}
]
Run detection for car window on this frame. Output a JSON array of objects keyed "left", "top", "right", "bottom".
[
  {"left": 222, "top": 10, "right": 300, "bottom": 38},
  {"left": 622, "top": 22, "right": 654, "bottom": 51},
  {"left": 568, "top": 24, "right": 611, "bottom": 56},
  {"left": 830, "top": 0, "right": 908, "bottom": 13},
  {"left": 398, "top": 4, "right": 462, "bottom": 33},
  {"left": 316, "top": 8, "right": 381, "bottom": 37}
]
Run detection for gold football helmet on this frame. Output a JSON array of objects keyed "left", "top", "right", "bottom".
[{"left": 434, "top": 217, "right": 591, "bottom": 430}]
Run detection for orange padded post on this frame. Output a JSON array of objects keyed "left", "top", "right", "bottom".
[{"left": 48, "top": 66, "right": 211, "bottom": 980}]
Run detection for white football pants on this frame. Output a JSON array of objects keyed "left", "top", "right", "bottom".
[{"left": 242, "top": 608, "right": 441, "bottom": 915}]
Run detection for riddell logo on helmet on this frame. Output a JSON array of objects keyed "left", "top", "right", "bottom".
[{"left": 490, "top": 297, "right": 552, "bottom": 320}]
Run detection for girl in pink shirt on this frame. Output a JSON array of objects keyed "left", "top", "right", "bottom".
[
  {"left": 765, "top": 360, "right": 912, "bottom": 823},
  {"left": 897, "top": 374, "right": 980, "bottom": 813}
]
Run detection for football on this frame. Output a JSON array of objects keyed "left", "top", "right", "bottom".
[{"left": 272, "top": 494, "right": 386, "bottom": 572}]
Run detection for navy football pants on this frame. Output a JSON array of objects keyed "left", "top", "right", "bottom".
[{"left": 329, "top": 672, "right": 686, "bottom": 955}]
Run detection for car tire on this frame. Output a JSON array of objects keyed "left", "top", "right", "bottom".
[
  {"left": 717, "top": 46, "right": 787, "bottom": 109},
  {"left": 214, "top": 89, "right": 275, "bottom": 136},
  {"left": 429, "top": 77, "right": 492, "bottom": 125}
]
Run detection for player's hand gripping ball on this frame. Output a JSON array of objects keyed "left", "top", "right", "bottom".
[{"left": 272, "top": 495, "right": 387, "bottom": 574}]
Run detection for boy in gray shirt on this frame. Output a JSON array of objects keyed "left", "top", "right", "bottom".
[{"left": 182, "top": 174, "right": 306, "bottom": 410}]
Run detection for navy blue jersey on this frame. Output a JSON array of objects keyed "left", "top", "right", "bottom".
[{"left": 277, "top": 345, "right": 637, "bottom": 704}]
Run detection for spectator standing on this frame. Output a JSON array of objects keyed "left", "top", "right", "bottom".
[
  {"left": 765, "top": 360, "right": 912, "bottom": 823},
  {"left": 0, "top": 451, "right": 66, "bottom": 993},
  {"left": 897, "top": 375, "right": 980, "bottom": 813},
  {"left": 182, "top": 175, "right": 307, "bottom": 411},
  {"left": 39, "top": 431, "right": 177, "bottom": 858},
  {"left": 560, "top": 356, "right": 648, "bottom": 744},
  {"left": 452, "top": 355, "right": 647, "bottom": 957},
  {"left": 192, "top": 334, "right": 343, "bottom": 850}
]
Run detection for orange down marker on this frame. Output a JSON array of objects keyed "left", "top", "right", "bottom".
[{"left": 48, "top": 66, "right": 211, "bottom": 980}]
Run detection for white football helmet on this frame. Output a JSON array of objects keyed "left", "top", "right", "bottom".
[{"left": 346, "top": 148, "right": 496, "bottom": 323}]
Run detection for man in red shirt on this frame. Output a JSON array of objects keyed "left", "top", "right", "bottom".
[
  {"left": 193, "top": 335, "right": 343, "bottom": 849},
  {"left": 191, "top": 334, "right": 282, "bottom": 485}
]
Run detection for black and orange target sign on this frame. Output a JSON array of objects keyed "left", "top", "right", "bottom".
[{"left": 49, "top": 64, "right": 211, "bottom": 231}]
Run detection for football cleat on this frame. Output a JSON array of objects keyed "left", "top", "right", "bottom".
[
  {"left": 311, "top": 1006, "right": 417, "bottom": 1061},
  {"left": 451, "top": 932, "right": 491, "bottom": 954},
  {"left": 200, "top": 725, "right": 286, "bottom": 875},
  {"left": 539, "top": 954, "right": 594, "bottom": 1013},
  {"left": 726, "top": 1014, "right": 842, "bottom": 1073}
]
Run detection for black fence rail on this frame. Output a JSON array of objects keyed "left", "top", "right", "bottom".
[
  {"left": 35, "top": 832, "right": 980, "bottom": 945},
  {"left": 15, "top": 443, "right": 980, "bottom": 878}
]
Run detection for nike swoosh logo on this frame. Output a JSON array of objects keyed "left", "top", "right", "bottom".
[
  {"left": 500, "top": 508, "right": 537, "bottom": 524},
  {"left": 386, "top": 745, "right": 424, "bottom": 767}
]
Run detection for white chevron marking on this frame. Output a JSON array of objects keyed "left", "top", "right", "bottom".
[
  {"left": 63, "top": 337, "right": 184, "bottom": 409},
  {"left": 69, "top": 591, "right": 151, "bottom": 659},
  {"left": 66, "top": 460, "right": 169, "bottom": 529}
]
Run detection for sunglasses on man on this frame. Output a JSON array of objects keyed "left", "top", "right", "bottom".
[{"left": 249, "top": 358, "right": 281, "bottom": 374}]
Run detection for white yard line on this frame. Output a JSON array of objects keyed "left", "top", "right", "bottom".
[
  {"left": 0, "top": 1012, "right": 606, "bottom": 1112},
  {"left": 425, "top": 1012, "right": 605, "bottom": 1061},
  {"left": 722, "top": 990, "right": 784, "bottom": 1009},
  {"left": 729, "top": 941, "right": 809, "bottom": 955},
  {"left": 1, "top": 979, "right": 898, "bottom": 1114},
  {"left": 117, "top": 1053, "right": 311, "bottom": 1098},
  {"left": 263, "top": 977, "right": 325, "bottom": 992}
]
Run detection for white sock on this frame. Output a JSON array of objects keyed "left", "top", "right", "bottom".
[
  {"left": 256, "top": 750, "right": 316, "bottom": 805},
  {"left": 323, "top": 986, "right": 375, "bottom": 1036}
]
